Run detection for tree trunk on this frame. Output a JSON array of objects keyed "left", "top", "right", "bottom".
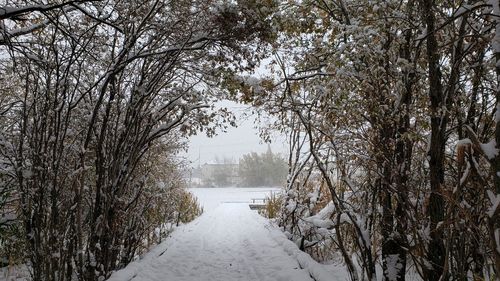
[{"left": 421, "top": 0, "right": 446, "bottom": 279}]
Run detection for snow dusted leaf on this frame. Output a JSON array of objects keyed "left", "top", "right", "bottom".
[
  {"left": 479, "top": 140, "right": 499, "bottom": 160},
  {"left": 486, "top": 190, "right": 500, "bottom": 218}
]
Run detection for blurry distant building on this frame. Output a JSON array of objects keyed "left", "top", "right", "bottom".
[
  {"left": 187, "top": 146, "right": 287, "bottom": 187},
  {"left": 189, "top": 166, "right": 203, "bottom": 186},
  {"left": 189, "top": 163, "right": 240, "bottom": 187}
]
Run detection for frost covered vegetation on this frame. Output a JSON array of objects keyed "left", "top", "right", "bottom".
[
  {"left": 0, "top": 0, "right": 271, "bottom": 280},
  {"left": 2, "top": 0, "right": 500, "bottom": 281},
  {"left": 228, "top": 1, "right": 500, "bottom": 281}
]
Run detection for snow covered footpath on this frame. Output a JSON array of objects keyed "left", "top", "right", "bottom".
[{"left": 108, "top": 187, "right": 347, "bottom": 281}]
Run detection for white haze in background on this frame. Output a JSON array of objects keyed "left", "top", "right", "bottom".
[
  {"left": 184, "top": 100, "right": 288, "bottom": 167},
  {"left": 184, "top": 57, "right": 287, "bottom": 167}
]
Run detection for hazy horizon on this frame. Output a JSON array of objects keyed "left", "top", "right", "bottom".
[{"left": 183, "top": 100, "right": 288, "bottom": 167}]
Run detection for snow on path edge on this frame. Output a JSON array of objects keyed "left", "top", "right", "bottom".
[{"left": 108, "top": 212, "right": 347, "bottom": 281}]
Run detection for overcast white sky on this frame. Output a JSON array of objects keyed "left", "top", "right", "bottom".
[{"left": 183, "top": 100, "right": 288, "bottom": 167}]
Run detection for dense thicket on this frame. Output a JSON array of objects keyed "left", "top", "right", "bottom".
[
  {"left": 3, "top": 0, "right": 500, "bottom": 281},
  {"left": 0, "top": 1, "right": 272, "bottom": 280},
  {"left": 230, "top": 0, "right": 500, "bottom": 280}
]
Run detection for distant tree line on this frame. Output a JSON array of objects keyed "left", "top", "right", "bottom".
[
  {"left": 238, "top": 149, "right": 287, "bottom": 187},
  {"left": 199, "top": 149, "right": 287, "bottom": 187}
]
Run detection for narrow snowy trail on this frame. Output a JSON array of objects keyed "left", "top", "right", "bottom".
[{"left": 108, "top": 203, "right": 315, "bottom": 281}]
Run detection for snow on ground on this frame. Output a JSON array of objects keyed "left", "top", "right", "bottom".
[
  {"left": 2, "top": 188, "right": 349, "bottom": 281},
  {"left": 188, "top": 187, "right": 281, "bottom": 211},
  {"left": 108, "top": 187, "right": 348, "bottom": 281},
  {"left": 109, "top": 204, "right": 314, "bottom": 281}
]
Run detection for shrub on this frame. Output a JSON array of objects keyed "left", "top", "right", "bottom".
[
  {"left": 176, "top": 191, "right": 203, "bottom": 226},
  {"left": 259, "top": 192, "right": 282, "bottom": 219}
]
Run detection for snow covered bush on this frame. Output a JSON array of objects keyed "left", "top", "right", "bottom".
[
  {"left": 231, "top": 0, "right": 500, "bottom": 280},
  {"left": 0, "top": 0, "right": 274, "bottom": 280},
  {"left": 278, "top": 169, "right": 340, "bottom": 262}
]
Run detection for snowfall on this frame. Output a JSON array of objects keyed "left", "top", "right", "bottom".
[{"left": 2, "top": 187, "right": 349, "bottom": 281}]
